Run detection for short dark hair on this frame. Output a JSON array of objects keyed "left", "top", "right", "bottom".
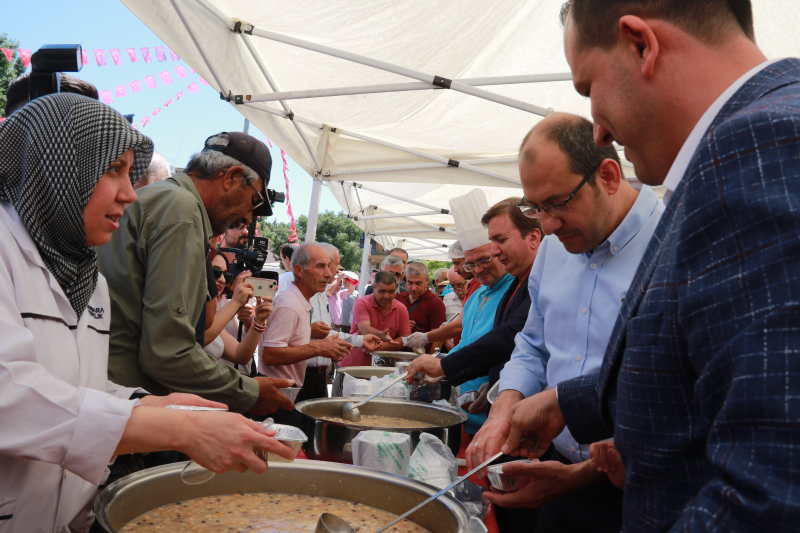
[
  {"left": 560, "top": 0, "right": 755, "bottom": 50},
  {"left": 388, "top": 248, "right": 408, "bottom": 262},
  {"left": 520, "top": 114, "right": 622, "bottom": 185},
  {"left": 4, "top": 72, "right": 99, "bottom": 116},
  {"left": 280, "top": 243, "right": 298, "bottom": 260},
  {"left": 482, "top": 197, "right": 543, "bottom": 239},
  {"left": 374, "top": 270, "right": 398, "bottom": 288}
]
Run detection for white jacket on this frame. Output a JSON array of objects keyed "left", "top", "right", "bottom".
[{"left": 0, "top": 203, "right": 137, "bottom": 533}]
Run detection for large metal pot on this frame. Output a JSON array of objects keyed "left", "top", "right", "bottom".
[
  {"left": 339, "top": 366, "right": 396, "bottom": 379},
  {"left": 371, "top": 350, "right": 420, "bottom": 367},
  {"left": 297, "top": 398, "right": 468, "bottom": 463},
  {"left": 94, "top": 460, "right": 471, "bottom": 532}
]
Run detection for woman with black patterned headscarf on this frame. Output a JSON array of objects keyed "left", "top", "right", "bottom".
[{"left": 0, "top": 94, "right": 293, "bottom": 533}]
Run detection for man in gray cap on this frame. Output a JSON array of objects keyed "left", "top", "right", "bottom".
[{"left": 98, "top": 132, "right": 292, "bottom": 415}]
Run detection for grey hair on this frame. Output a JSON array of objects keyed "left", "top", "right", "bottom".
[
  {"left": 381, "top": 254, "right": 404, "bottom": 270},
  {"left": 433, "top": 267, "right": 448, "bottom": 283},
  {"left": 447, "top": 241, "right": 465, "bottom": 260},
  {"left": 185, "top": 135, "right": 259, "bottom": 184},
  {"left": 406, "top": 261, "right": 429, "bottom": 278},
  {"left": 291, "top": 243, "right": 322, "bottom": 270},
  {"left": 317, "top": 242, "right": 339, "bottom": 261},
  {"left": 136, "top": 152, "right": 171, "bottom": 186}
]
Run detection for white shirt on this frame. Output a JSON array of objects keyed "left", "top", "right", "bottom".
[
  {"left": 204, "top": 298, "right": 251, "bottom": 375},
  {"left": 0, "top": 202, "right": 137, "bottom": 532},
  {"left": 442, "top": 291, "right": 463, "bottom": 322},
  {"left": 308, "top": 291, "right": 332, "bottom": 367},
  {"left": 277, "top": 271, "right": 294, "bottom": 294},
  {"left": 662, "top": 59, "right": 780, "bottom": 204}
]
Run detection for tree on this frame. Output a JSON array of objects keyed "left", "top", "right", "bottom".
[
  {"left": 313, "top": 211, "right": 364, "bottom": 272},
  {"left": 424, "top": 260, "right": 452, "bottom": 284},
  {"left": 256, "top": 211, "right": 365, "bottom": 271},
  {"left": 1, "top": 34, "right": 26, "bottom": 117}
]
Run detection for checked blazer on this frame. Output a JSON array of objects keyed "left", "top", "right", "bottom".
[{"left": 557, "top": 58, "right": 800, "bottom": 532}]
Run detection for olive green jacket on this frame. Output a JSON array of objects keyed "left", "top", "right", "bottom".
[{"left": 97, "top": 173, "right": 259, "bottom": 412}]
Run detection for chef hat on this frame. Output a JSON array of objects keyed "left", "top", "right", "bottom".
[{"left": 449, "top": 189, "right": 491, "bottom": 251}]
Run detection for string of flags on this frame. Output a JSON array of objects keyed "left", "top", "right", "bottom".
[
  {"left": 97, "top": 65, "right": 207, "bottom": 104},
  {"left": 281, "top": 148, "right": 299, "bottom": 243},
  {"left": 1, "top": 46, "right": 185, "bottom": 68},
  {"left": 1, "top": 46, "right": 297, "bottom": 229}
]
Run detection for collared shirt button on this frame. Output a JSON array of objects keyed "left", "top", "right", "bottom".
[
  {"left": 581, "top": 307, "right": 587, "bottom": 314},
  {"left": 570, "top": 445, "right": 577, "bottom": 453},
  {"left": 590, "top": 263, "right": 597, "bottom": 270},
  {"left": 576, "top": 354, "right": 583, "bottom": 361},
  {"left": 613, "top": 245, "right": 619, "bottom": 252}
]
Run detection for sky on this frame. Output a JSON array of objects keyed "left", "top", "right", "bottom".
[{"left": 3, "top": 0, "right": 342, "bottom": 226}]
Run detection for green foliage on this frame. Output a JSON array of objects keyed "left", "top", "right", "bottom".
[
  {"left": 423, "top": 260, "right": 452, "bottom": 284},
  {"left": 256, "top": 211, "right": 364, "bottom": 271},
  {"left": 0, "top": 34, "right": 26, "bottom": 117}
]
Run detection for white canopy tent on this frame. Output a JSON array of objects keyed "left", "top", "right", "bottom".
[{"left": 121, "top": 0, "right": 800, "bottom": 286}]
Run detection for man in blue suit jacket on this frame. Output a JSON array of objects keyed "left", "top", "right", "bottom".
[{"left": 497, "top": 1, "right": 800, "bottom": 531}]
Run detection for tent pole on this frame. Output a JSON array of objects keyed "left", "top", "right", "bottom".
[
  {"left": 358, "top": 233, "right": 372, "bottom": 294},
  {"left": 350, "top": 182, "right": 448, "bottom": 213},
  {"left": 245, "top": 73, "right": 572, "bottom": 103},
  {"left": 354, "top": 211, "right": 441, "bottom": 221},
  {"left": 326, "top": 158, "right": 518, "bottom": 176},
  {"left": 169, "top": 0, "right": 230, "bottom": 94},
  {"left": 335, "top": 127, "right": 519, "bottom": 184},
  {"left": 373, "top": 229, "right": 450, "bottom": 236},
  {"left": 239, "top": 34, "right": 321, "bottom": 172},
  {"left": 397, "top": 216, "right": 457, "bottom": 236},
  {"left": 246, "top": 26, "right": 548, "bottom": 116},
  {"left": 305, "top": 179, "right": 323, "bottom": 243}
]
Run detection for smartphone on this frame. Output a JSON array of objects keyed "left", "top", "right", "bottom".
[{"left": 250, "top": 278, "right": 278, "bottom": 299}]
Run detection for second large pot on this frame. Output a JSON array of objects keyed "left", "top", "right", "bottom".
[{"left": 297, "top": 398, "right": 468, "bottom": 463}]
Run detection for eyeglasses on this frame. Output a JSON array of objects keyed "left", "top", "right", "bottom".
[
  {"left": 517, "top": 162, "right": 601, "bottom": 219},
  {"left": 451, "top": 283, "right": 465, "bottom": 290},
  {"left": 248, "top": 179, "right": 265, "bottom": 211},
  {"left": 463, "top": 257, "right": 493, "bottom": 273},
  {"left": 212, "top": 265, "right": 232, "bottom": 284}
]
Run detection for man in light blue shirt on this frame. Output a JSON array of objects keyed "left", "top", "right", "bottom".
[
  {"left": 451, "top": 250, "right": 513, "bottom": 434},
  {"left": 473, "top": 113, "right": 664, "bottom": 533}
]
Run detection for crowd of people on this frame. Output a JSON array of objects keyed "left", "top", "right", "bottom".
[{"left": 0, "top": 0, "right": 798, "bottom": 532}]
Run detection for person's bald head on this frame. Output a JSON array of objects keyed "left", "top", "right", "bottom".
[{"left": 518, "top": 112, "right": 638, "bottom": 254}]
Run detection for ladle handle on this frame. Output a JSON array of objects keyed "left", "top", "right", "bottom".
[
  {"left": 374, "top": 451, "right": 504, "bottom": 533},
  {"left": 351, "top": 371, "right": 408, "bottom": 409}
]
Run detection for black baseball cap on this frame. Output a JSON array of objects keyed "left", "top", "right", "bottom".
[{"left": 202, "top": 131, "right": 273, "bottom": 216}]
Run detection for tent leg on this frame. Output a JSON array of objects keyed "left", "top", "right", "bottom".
[
  {"left": 358, "top": 234, "right": 372, "bottom": 294},
  {"left": 305, "top": 179, "right": 323, "bottom": 243}
]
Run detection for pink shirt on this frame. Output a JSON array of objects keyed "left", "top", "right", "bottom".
[
  {"left": 328, "top": 288, "right": 348, "bottom": 325},
  {"left": 258, "top": 282, "right": 313, "bottom": 385},
  {"left": 340, "top": 294, "right": 411, "bottom": 367}
]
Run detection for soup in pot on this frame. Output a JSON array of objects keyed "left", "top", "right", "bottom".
[
  {"left": 321, "top": 414, "right": 438, "bottom": 428},
  {"left": 119, "top": 492, "right": 431, "bottom": 532}
]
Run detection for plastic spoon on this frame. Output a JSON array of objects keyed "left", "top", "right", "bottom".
[
  {"left": 181, "top": 418, "right": 274, "bottom": 485},
  {"left": 342, "top": 372, "right": 408, "bottom": 422}
]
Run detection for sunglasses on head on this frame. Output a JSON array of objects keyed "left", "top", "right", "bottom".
[{"left": 212, "top": 265, "right": 232, "bottom": 284}]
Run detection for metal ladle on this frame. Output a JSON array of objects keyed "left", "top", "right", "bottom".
[
  {"left": 315, "top": 451, "right": 504, "bottom": 533},
  {"left": 342, "top": 371, "right": 408, "bottom": 422}
]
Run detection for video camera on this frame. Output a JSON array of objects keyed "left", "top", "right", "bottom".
[
  {"left": 219, "top": 236, "right": 274, "bottom": 279},
  {"left": 28, "top": 44, "right": 135, "bottom": 124},
  {"left": 28, "top": 44, "right": 83, "bottom": 102}
]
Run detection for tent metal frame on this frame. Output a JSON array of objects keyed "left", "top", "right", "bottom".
[{"left": 181, "top": 0, "right": 574, "bottom": 279}]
